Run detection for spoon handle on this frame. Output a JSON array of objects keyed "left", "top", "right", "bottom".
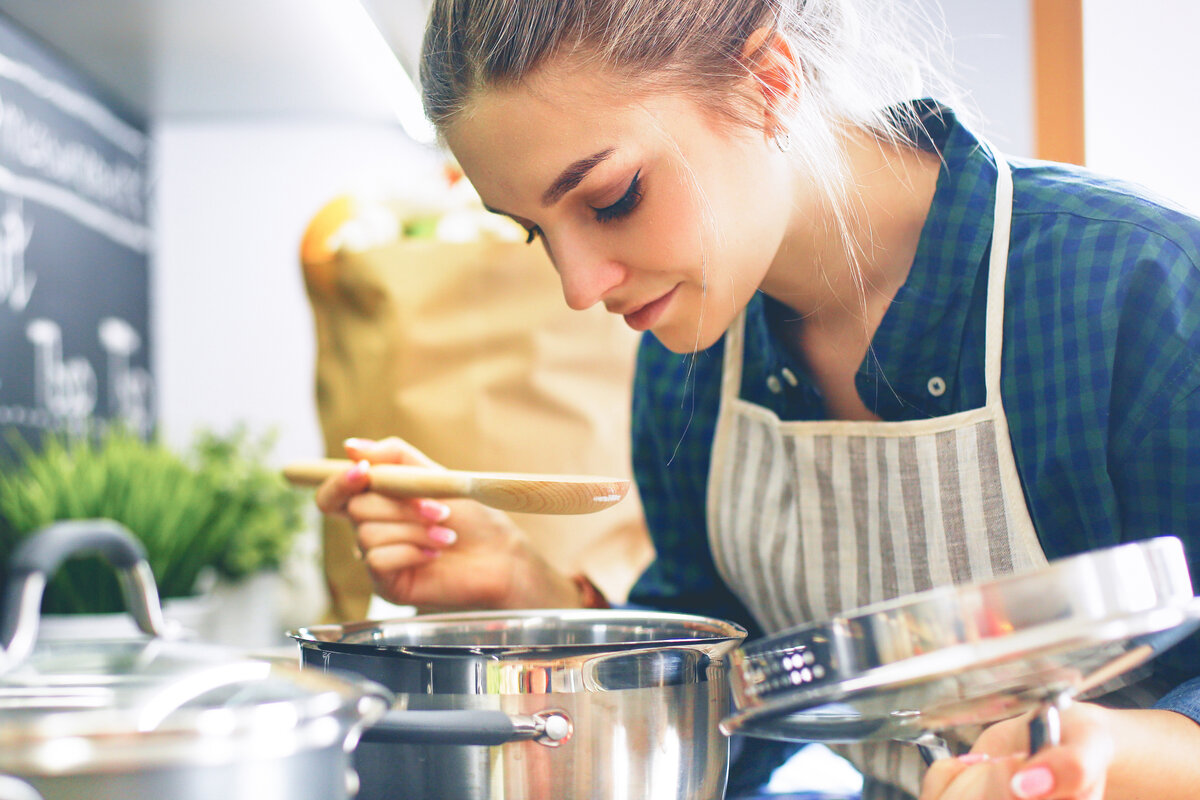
[
  {"left": 282, "top": 460, "right": 473, "bottom": 497},
  {"left": 282, "top": 459, "right": 629, "bottom": 515}
]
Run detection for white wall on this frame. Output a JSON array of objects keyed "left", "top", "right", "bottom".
[
  {"left": 919, "top": 0, "right": 1035, "bottom": 157},
  {"left": 1083, "top": 0, "right": 1200, "bottom": 213},
  {"left": 151, "top": 120, "right": 438, "bottom": 462},
  {"left": 152, "top": 120, "right": 441, "bottom": 634}
]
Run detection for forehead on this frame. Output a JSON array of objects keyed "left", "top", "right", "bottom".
[{"left": 443, "top": 68, "right": 699, "bottom": 206}]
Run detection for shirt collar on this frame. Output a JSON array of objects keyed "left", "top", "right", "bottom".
[{"left": 857, "top": 101, "right": 1000, "bottom": 418}]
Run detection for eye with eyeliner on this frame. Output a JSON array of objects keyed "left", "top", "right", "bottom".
[{"left": 592, "top": 171, "right": 643, "bottom": 223}]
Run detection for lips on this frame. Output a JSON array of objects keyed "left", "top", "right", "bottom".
[{"left": 619, "top": 285, "right": 679, "bottom": 332}]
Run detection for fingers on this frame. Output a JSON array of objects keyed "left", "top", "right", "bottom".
[
  {"left": 313, "top": 435, "right": 443, "bottom": 515},
  {"left": 1010, "top": 734, "right": 1112, "bottom": 799},
  {"left": 347, "top": 492, "right": 452, "bottom": 527},
  {"left": 919, "top": 754, "right": 971, "bottom": 800},
  {"left": 358, "top": 522, "right": 443, "bottom": 572},
  {"left": 314, "top": 458, "right": 371, "bottom": 514},
  {"left": 1012, "top": 704, "right": 1111, "bottom": 799},
  {"left": 351, "top": 492, "right": 457, "bottom": 574},
  {"left": 344, "top": 436, "right": 442, "bottom": 468},
  {"left": 920, "top": 753, "right": 1018, "bottom": 800},
  {"left": 919, "top": 705, "right": 1114, "bottom": 800}
]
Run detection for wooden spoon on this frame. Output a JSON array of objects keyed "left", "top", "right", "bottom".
[{"left": 283, "top": 459, "right": 630, "bottom": 515}]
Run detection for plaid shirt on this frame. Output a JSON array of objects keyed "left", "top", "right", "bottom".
[{"left": 629, "top": 102, "right": 1200, "bottom": 721}]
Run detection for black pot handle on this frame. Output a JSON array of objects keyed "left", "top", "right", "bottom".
[
  {"left": 1, "top": 519, "right": 168, "bottom": 669},
  {"left": 363, "top": 708, "right": 572, "bottom": 747}
]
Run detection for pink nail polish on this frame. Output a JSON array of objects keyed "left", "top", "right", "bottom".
[
  {"left": 420, "top": 547, "right": 442, "bottom": 559},
  {"left": 1011, "top": 766, "right": 1054, "bottom": 799},
  {"left": 344, "top": 437, "right": 375, "bottom": 452},
  {"left": 346, "top": 459, "right": 371, "bottom": 482},
  {"left": 428, "top": 526, "right": 457, "bottom": 545},
  {"left": 956, "top": 753, "right": 989, "bottom": 766},
  {"left": 417, "top": 499, "right": 452, "bottom": 523}
]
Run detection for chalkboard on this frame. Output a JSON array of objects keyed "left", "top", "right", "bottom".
[{"left": 0, "top": 14, "right": 152, "bottom": 454}]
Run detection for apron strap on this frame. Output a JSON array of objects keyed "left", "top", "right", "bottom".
[
  {"left": 721, "top": 303, "right": 747, "bottom": 405},
  {"left": 983, "top": 149, "right": 1014, "bottom": 407}
]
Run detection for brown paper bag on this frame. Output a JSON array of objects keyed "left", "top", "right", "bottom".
[{"left": 301, "top": 232, "right": 654, "bottom": 622}]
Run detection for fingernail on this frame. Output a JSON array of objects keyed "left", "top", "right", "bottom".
[
  {"left": 344, "top": 437, "right": 376, "bottom": 452},
  {"left": 417, "top": 499, "right": 451, "bottom": 523},
  {"left": 956, "top": 753, "right": 990, "bottom": 766},
  {"left": 427, "top": 526, "right": 457, "bottom": 545},
  {"left": 420, "top": 547, "right": 442, "bottom": 559},
  {"left": 345, "top": 459, "right": 371, "bottom": 482},
  {"left": 1011, "top": 766, "right": 1054, "bottom": 799}
]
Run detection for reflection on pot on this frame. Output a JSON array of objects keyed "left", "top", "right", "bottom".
[{"left": 293, "top": 609, "right": 748, "bottom": 800}]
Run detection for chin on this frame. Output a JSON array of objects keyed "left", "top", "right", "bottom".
[{"left": 649, "top": 322, "right": 726, "bottom": 355}]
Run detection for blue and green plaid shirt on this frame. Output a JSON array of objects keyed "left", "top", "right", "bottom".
[{"left": 629, "top": 101, "right": 1200, "bottom": 722}]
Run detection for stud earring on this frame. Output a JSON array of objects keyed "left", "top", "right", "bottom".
[{"left": 773, "top": 129, "right": 791, "bottom": 153}]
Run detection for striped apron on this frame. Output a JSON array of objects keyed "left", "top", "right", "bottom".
[{"left": 707, "top": 151, "right": 1050, "bottom": 798}]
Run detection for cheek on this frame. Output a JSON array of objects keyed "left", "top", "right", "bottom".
[{"left": 632, "top": 168, "right": 730, "bottom": 275}]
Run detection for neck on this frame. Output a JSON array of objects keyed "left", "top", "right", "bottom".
[{"left": 760, "top": 128, "right": 942, "bottom": 335}]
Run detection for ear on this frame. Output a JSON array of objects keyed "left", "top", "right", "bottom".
[{"left": 741, "top": 27, "right": 802, "bottom": 138}]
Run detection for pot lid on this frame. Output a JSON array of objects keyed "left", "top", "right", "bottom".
[
  {"left": 722, "top": 537, "right": 1200, "bottom": 750},
  {"left": 0, "top": 521, "right": 389, "bottom": 775}
]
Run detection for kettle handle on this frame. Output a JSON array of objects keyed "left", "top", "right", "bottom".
[{"left": 1, "top": 519, "right": 168, "bottom": 670}]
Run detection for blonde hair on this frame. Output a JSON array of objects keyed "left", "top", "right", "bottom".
[
  {"left": 420, "top": 0, "right": 956, "bottom": 156},
  {"left": 420, "top": 0, "right": 960, "bottom": 322}
]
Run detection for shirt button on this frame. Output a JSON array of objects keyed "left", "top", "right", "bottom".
[
  {"left": 927, "top": 376, "right": 947, "bottom": 397},
  {"left": 766, "top": 375, "right": 784, "bottom": 394},
  {"left": 781, "top": 367, "right": 799, "bottom": 386}
]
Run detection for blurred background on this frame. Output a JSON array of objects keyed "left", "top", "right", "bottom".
[{"left": 0, "top": 0, "right": 1196, "bottom": 642}]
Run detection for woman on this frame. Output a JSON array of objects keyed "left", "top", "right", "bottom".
[{"left": 314, "top": 0, "right": 1200, "bottom": 797}]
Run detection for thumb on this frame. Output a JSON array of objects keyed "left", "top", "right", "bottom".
[
  {"left": 344, "top": 436, "right": 442, "bottom": 469},
  {"left": 1010, "top": 735, "right": 1112, "bottom": 799}
]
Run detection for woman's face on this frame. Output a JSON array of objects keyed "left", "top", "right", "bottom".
[{"left": 444, "top": 65, "right": 796, "bottom": 353}]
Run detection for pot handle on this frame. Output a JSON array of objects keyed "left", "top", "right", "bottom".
[
  {"left": 1, "top": 519, "right": 168, "bottom": 669},
  {"left": 362, "top": 708, "right": 572, "bottom": 748}
]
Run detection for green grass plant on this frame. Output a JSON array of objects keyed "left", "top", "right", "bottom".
[{"left": 0, "top": 425, "right": 306, "bottom": 614}]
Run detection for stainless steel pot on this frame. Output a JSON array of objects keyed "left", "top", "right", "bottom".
[
  {"left": 293, "top": 609, "right": 748, "bottom": 800},
  {"left": 0, "top": 520, "right": 390, "bottom": 800}
]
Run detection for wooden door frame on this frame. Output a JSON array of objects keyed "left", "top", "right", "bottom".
[{"left": 1032, "top": 0, "right": 1085, "bottom": 165}]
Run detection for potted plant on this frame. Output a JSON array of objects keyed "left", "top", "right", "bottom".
[{"left": 0, "top": 424, "right": 306, "bottom": 638}]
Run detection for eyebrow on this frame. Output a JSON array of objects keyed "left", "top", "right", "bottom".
[{"left": 540, "top": 147, "right": 616, "bottom": 207}]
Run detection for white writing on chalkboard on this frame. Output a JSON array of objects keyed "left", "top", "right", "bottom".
[
  {"left": 98, "top": 317, "right": 153, "bottom": 435},
  {"left": 0, "top": 91, "right": 144, "bottom": 220},
  {"left": 26, "top": 317, "right": 96, "bottom": 423},
  {"left": 0, "top": 14, "right": 153, "bottom": 445},
  {"left": 0, "top": 196, "right": 34, "bottom": 311},
  {"left": 21, "top": 317, "right": 154, "bottom": 435}
]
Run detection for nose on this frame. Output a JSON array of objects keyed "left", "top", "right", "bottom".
[{"left": 552, "top": 237, "right": 626, "bottom": 311}]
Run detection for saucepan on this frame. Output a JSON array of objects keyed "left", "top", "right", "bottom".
[
  {"left": 293, "top": 609, "right": 748, "bottom": 800},
  {"left": 0, "top": 520, "right": 396, "bottom": 800}
]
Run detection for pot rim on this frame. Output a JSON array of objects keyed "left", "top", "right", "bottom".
[{"left": 290, "top": 608, "right": 748, "bottom": 657}]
